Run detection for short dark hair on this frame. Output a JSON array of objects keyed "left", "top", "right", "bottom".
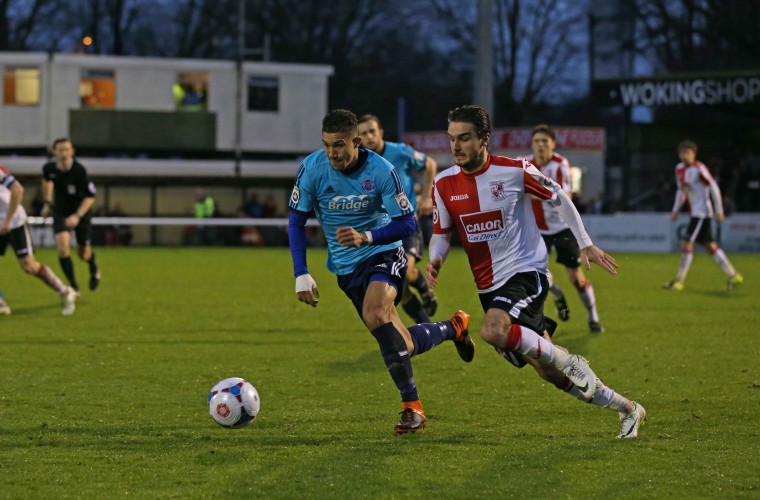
[
  {"left": 52, "top": 137, "right": 72, "bottom": 149},
  {"left": 448, "top": 105, "right": 491, "bottom": 141},
  {"left": 322, "top": 109, "right": 358, "bottom": 135},
  {"left": 358, "top": 114, "right": 382, "bottom": 129},
  {"left": 677, "top": 140, "right": 698, "bottom": 154},
  {"left": 532, "top": 124, "right": 555, "bottom": 140}
]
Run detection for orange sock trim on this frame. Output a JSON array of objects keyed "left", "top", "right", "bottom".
[{"left": 402, "top": 400, "right": 424, "bottom": 413}]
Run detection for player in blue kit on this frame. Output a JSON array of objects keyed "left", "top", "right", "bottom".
[
  {"left": 288, "top": 109, "right": 474, "bottom": 433},
  {"left": 358, "top": 114, "right": 439, "bottom": 324}
]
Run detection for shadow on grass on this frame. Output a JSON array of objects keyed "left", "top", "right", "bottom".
[{"left": 0, "top": 304, "right": 60, "bottom": 316}]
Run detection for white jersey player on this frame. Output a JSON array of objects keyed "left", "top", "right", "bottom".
[
  {"left": 426, "top": 105, "right": 646, "bottom": 438},
  {"left": 663, "top": 140, "right": 743, "bottom": 291},
  {"left": 522, "top": 125, "right": 603, "bottom": 333},
  {"left": 0, "top": 165, "right": 77, "bottom": 315}
]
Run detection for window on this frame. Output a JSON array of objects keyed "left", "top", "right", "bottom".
[
  {"left": 247, "top": 76, "right": 278, "bottom": 112},
  {"left": 80, "top": 69, "right": 115, "bottom": 108},
  {"left": 174, "top": 72, "right": 208, "bottom": 111},
  {"left": 3, "top": 67, "right": 41, "bottom": 105}
]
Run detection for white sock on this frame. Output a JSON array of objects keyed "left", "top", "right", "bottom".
[
  {"left": 711, "top": 248, "right": 736, "bottom": 277},
  {"left": 567, "top": 378, "right": 632, "bottom": 413},
  {"left": 591, "top": 379, "right": 632, "bottom": 413},
  {"left": 507, "top": 324, "right": 568, "bottom": 369},
  {"left": 36, "top": 264, "right": 68, "bottom": 295},
  {"left": 578, "top": 282, "right": 599, "bottom": 322},
  {"left": 675, "top": 252, "right": 693, "bottom": 282}
]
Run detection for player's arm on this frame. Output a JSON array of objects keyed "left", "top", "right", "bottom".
[
  {"left": 288, "top": 166, "right": 320, "bottom": 307},
  {"left": 337, "top": 213, "right": 415, "bottom": 247},
  {"left": 40, "top": 178, "right": 54, "bottom": 217},
  {"left": 417, "top": 156, "right": 437, "bottom": 217},
  {"left": 702, "top": 165, "right": 725, "bottom": 223},
  {"left": 426, "top": 232, "right": 452, "bottom": 288},
  {"left": 670, "top": 188, "right": 686, "bottom": 220},
  {"left": 425, "top": 181, "right": 453, "bottom": 287},
  {"left": 65, "top": 196, "right": 95, "bottom": 229},
  {"left": 1, "top": 177, "right": 23, "bottom": 235},
  {"left": 288, "top": 208, "right": 319, "bottom": 307},
  {"left": 524, "top": 163, "right": 617, "bottom": 275}
]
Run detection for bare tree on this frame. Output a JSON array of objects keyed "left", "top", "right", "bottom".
[
  {"left": 0, "top": 0, "right": 58, "bottom": 50},
  {"left": 430, "top": 0, "right": 589, "bottom": 123},
  {"left": 633, "top": 0, "right": 760, "bottom": 73}
]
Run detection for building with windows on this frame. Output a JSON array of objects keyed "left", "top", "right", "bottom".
[
  {"left": 1, "top": 52, "right": 332, "bottom": 158},
  {"left": 0, "top": 52, "right": 333, "bottom": 245}
]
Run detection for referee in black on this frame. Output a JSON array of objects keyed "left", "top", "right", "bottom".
[{"left": 40, "top": 138, "right": 100, "bottom": 293}]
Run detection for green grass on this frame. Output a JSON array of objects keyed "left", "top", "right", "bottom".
[{"left": 0, "top": 248, "right": 758, "bottom": 498}]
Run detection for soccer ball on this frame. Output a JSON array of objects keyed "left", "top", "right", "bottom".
[{"left": 208, "top": 377, "right": 260, "bottom": 428}]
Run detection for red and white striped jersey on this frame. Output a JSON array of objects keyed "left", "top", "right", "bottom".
[
  {"left": 0, "top": 165, "right": 27, "bottom": 229},
  {"left": 432, "top": 154, "right": 556, "bottom": 292},
  {"left": 520, "top": 153, "right": 572, "bottom": 234},
  {"left": 673, "top": 161, "right": 723, "bottom": 218}
]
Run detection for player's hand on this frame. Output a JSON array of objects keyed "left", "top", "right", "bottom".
[
  {"left": 581, "top": 245, "right": 618, "bottom": 275},
  {"left": 716, "top": 213, "right": 725, "bottom": 224},
  {"left": 425, "top": 256, "right": 443, "bottom": 288},
  {"left": 336, "top": 226, "right": 367, "bottom": 247},
  {"left": 417, "top": 197, "right": 433, "bottom": 217},
  {"left": 64, "top": 214, "right": 80, "bottom": 229},
  {"left": 0, "top": 221, "right": 11, "bottom": 235},
  {"left": 295, "top": 274, "right": 319, "bottom": 307},
  {"left": 670, "top": 212, "right": 678, "bottom": 221},
  {"left": 40, "top": 205, "right": 51, "bottom": 218}
]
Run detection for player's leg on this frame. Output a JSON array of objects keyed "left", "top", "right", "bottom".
[
  {"left": 664, "top": 218, "right": 702, "bottom": 290},
  {"left": 705, "top": 239, "right": 743, "bottom": 290},
  {"left": 566, "top": 266, "right": 602, "bottom": 333},
  {"left": 363, "top": 278, "right": 427, "bottom": 433},
  {"left": 54, "top": 215, "right": 79, "bottom": 291},
  {"left": 402, "top": 227, "right": 437, "bottom": 317},
  {"left": 543, "top": 234, "right": 569, "bottom": 321},
  {"left": 0, "top": 239, "right": 9, "bottom": 314},
  {"left": 522, "top": 334, "right": 645, "bottom": 437},
  {"left": 12, "top": 226, "right": 76, "bottom": 315},
  {"left": 400, "top": 253, "right": 430, "bottom": 324},
  {"left": 547, "top": 269, "right": 570, "bottom": 321},
  {"left": 75, "top": 218, "right": 100, "bottom": 290},
  {"left": 0, "top": 289, "right": 10, "bottom": 315},
  {"left": 479, "top": 273, "right": 597, "bottom": 399}
]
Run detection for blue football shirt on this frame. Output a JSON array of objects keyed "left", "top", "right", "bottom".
[
  {"left": 380, "top": 141, "right": 426, "bottom": 210},
  {"left": 289, "top": 147, "right": 413, "bottom": 275}
]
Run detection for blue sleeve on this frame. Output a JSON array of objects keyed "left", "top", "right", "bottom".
[
  {"left": 369, "top": 213, "right": 415, "bottom": 245},
  {"left": 288, "top": 209, "right": 310, "bottom": 277}
]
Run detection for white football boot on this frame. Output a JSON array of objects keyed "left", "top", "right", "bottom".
[
  {"left": 617, "top": 402, "right": 647, "bottom": 438},
  {"left": 61, "top": 287, "right": 77, "bottom": 316}
]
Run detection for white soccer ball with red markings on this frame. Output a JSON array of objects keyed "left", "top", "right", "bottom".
[{"left": 208, "top": 377, "right": 260, "bottom": 428}]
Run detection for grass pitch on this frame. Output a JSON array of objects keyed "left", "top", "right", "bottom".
[{"left": 0, "top": 248, "right": 758, "bottom": 498}]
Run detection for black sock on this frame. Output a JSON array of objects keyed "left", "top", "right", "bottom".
[
  {"left": 410, "top": 272, "right": 430, "bottom": 294},
  {"left": 88, "top": 252, "right": 99, "bottom": 275},
  {"left": 370, "top": 322, "right": 418, "bottom": 402},
  {"left": 59, "top": 256, "right": 78, "bottom": 290},
  {"left": 408, "top": 320, "right": 455, "bottom": 357},
  {"left": 402, "top": 295, "right": 430, "bottom": 324}
]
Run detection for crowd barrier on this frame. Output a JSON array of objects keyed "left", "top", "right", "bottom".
[{"left": 26, "top": 213, "right": 760, "bottom": 252}]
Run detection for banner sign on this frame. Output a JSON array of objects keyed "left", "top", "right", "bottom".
[
  {"left": 593, "top": 75, "right": 760, "bottom": 107},
  {"left": 404, "top": 127, "right": 605, "bottom": 154}
]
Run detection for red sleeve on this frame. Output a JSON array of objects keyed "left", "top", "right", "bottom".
[{"left": 523, "top": 169, "right": 555, "bottom": 200}]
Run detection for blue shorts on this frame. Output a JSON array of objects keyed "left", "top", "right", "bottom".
[{"left": 336, "top": 247, "right": 407, "bottom": 318}]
